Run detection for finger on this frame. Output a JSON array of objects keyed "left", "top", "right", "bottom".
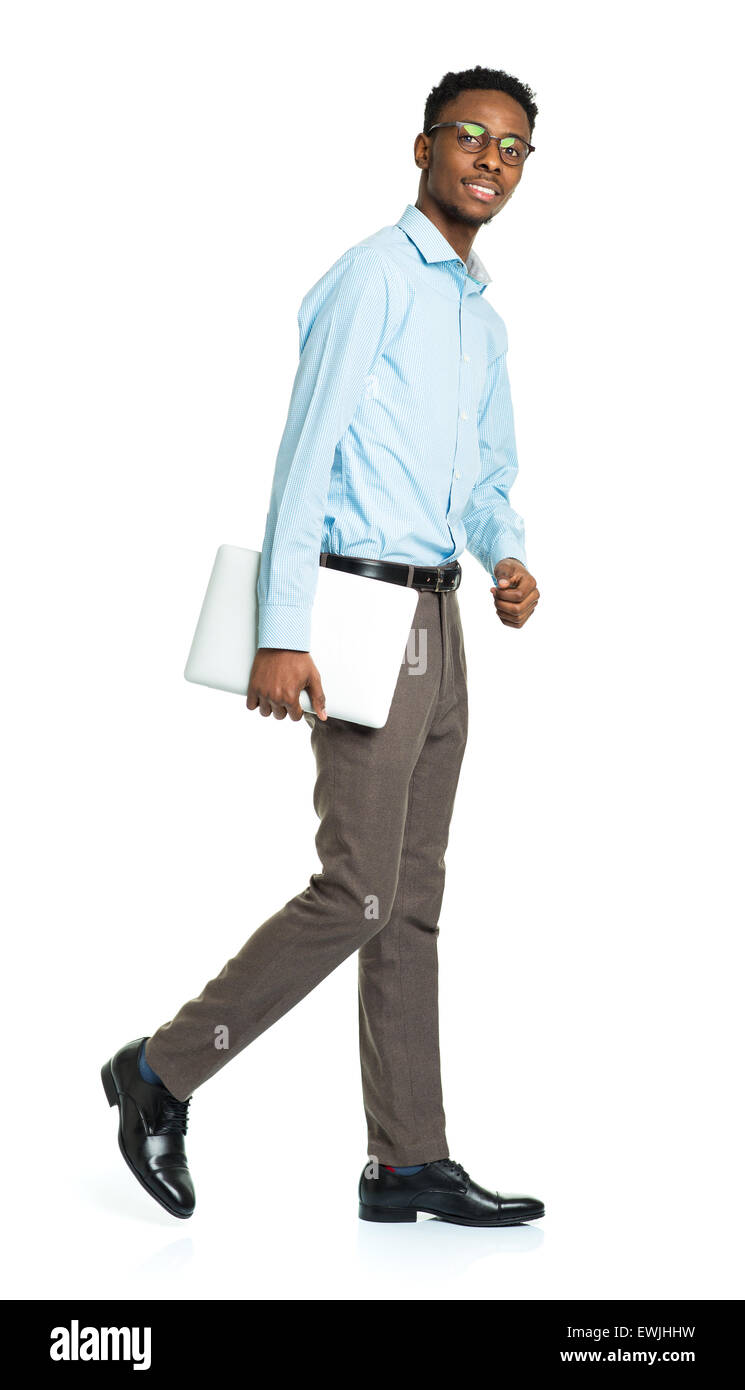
[
  {"left": 259, "top": 697, "right": 273, "bottom": 717},
  {"left": 498, "top": 597, "right": 540, "bottom": 627},
  {"left": 306, "top": 672, "right": 327, "bottom": 721},
  {"left": 284, "top": 686, "right": 305, "bottom": 721},
  {"left": 497, "top": 592, "right": 539, "bottom": 620},
  {"left": 246, "top": 688, "right": 259, "bottom": 710},
  {"left": 271, "top": 701, "right": 288, "bottom": 720},
  {"left": 491, "top": 581, "right": 528, "bottom": 605},
  {"left": 492, "top": 581, "right": 539, "bottom": 603},
  {"left": 492, "top": 582, "right": 538, "bottom": 608}
]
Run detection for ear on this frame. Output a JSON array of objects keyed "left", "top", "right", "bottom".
[{"left": 414, "top": 132, "right": 430, "bottom": 168}]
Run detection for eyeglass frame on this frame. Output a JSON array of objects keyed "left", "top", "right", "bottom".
[{"left": 425, "top": 120, "right": 535, "bottom": 164}]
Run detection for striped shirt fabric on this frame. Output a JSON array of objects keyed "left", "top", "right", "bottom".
[{"left": 257, "top": 201, "right": 527, "bottom": 650}]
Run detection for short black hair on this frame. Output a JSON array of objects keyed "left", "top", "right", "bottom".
[{"left": 424, "top": 64, "right": 538, "bottom": 141}]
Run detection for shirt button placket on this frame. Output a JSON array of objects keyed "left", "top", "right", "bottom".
[{"left": 453, "top": 280, "right": 468, "bottom": 494}]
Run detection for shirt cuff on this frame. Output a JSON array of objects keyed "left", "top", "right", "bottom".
[
  {"left": 257, "top": 604, "right": 313, "bottom": 651},
  {"left": 489, "top": 536, "right": 528, "bottom": 575}
]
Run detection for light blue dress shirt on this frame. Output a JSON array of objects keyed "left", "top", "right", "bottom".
[{"left": 257, "top": 201, "right": 527, "bottom": 650}]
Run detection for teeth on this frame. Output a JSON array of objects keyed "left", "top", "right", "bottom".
[{"left": 466, "top": 183, "right": 496, "bottom": 195}]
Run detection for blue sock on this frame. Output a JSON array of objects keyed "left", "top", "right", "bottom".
[
  {"left": 138, "top": 1039, "right": 164, "bottom": 1087},
  {"left": 385, "top": 1164, "right": 426, "bottom": 1175}
]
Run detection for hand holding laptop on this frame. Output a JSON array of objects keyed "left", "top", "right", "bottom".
[{"left": 246, "top": 649, "right": 328, "bottom": 722}]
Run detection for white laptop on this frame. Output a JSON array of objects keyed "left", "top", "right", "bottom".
[{"left": 184, "top": 545, "right": 420, "bottom": 729}]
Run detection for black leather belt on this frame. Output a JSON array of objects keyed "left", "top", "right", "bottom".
[{"left": 320, "top": 552, "right": 461, "bottom": 593}]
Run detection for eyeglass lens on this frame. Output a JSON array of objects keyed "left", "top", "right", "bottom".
[{"left": 458, "top": 123, "right": 529, "bottom": 163}]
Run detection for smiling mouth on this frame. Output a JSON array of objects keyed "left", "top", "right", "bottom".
[{"left": 463, "top": 180, "right": 501, "bottom": 202}]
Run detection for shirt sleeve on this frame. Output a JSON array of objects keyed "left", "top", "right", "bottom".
[
  {"left": 256, "top": 246, "right": 403, "bottom": 650},
  {"left": 463, "top": 347, "right": 528, "bottom": 579}
]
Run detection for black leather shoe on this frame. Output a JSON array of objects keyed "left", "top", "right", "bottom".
[
  {"left": 101, "top": 1037, "right": 195, "bottom": 1219},
  {"left": 358, "top": 1159, "right": 544, "bottom": 1226}
]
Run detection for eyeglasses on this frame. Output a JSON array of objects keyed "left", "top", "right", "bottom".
[{"left": 426, "top": 120, "right": 535, "bottom": 166}]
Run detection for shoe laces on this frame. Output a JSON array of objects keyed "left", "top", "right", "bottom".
[
  {"left": 158, "top": 1093, "right": 191, "bottom": 1136},
  {"left": 440, "top": 1159, "right": 470, "bottom": 1185}
]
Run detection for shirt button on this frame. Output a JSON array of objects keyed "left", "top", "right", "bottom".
[
  {"left": 460, "top": 410, "right": 468, "bottom": 421},
  {"left": 463, "top": 353, "right": 470, "bottom": 363},
  {"left": 455, "top": 471, "right": 461, "bottom": 479}
]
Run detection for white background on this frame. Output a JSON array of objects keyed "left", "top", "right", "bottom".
[{"left": 1, "top": 0, "right": 742, "bottom": 1302}]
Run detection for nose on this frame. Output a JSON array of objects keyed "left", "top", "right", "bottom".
[{"left": 475, "top": 145, "right": 502, "bottom": 173}]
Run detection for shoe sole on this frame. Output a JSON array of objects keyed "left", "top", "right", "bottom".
[
  {"left": 101, "top": 1061, "right": 194, "bottom": 1220},
  {"left": 358, "top": 1202, "right": 545, "bottom": 1226}
]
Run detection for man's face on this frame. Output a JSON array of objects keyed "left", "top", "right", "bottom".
[{"left": 416, "top": 89, "right": 532, "bottom": 228}]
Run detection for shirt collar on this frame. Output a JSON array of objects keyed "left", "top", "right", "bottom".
[{"left": 396, "top": 202, "right": 492, "bottom": 288}]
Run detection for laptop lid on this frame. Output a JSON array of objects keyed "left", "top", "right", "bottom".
[{"left": 184, "top": 545, "right": 420, "bottom": 729}]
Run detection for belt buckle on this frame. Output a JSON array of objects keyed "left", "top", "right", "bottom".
[{"left": 435, "top": 565, "right": 458, "bottom": 592}]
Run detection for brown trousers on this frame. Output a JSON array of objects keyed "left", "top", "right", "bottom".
[{"left": 146, "top": 588, "right": 468, "bottom": 1166}]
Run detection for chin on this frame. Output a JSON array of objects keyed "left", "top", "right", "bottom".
[
  {"left": 439, "top": 192, "right": 495, "bottom": 228},
  {"left": 467, "top": 202, "right": 498, "bottom": 224}
]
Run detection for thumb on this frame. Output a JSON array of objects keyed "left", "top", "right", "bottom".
[
  {"left": 306, "top": 668, "right": 327, "bottom": 721},
  {"left": 494, "top": 561, "right": 519, "bottom": 588}
]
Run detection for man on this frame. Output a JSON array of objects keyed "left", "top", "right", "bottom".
[{"left": 102, "top": 65, "right": 544, "bottom": 1227}]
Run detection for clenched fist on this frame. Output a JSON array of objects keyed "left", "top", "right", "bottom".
[{"left": 490, "top": 559, "right": 540, "bottom": 628}]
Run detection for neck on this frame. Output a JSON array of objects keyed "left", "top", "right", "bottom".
[{"left": 414, "top": 188, "right": 478, "bottom": 266}]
